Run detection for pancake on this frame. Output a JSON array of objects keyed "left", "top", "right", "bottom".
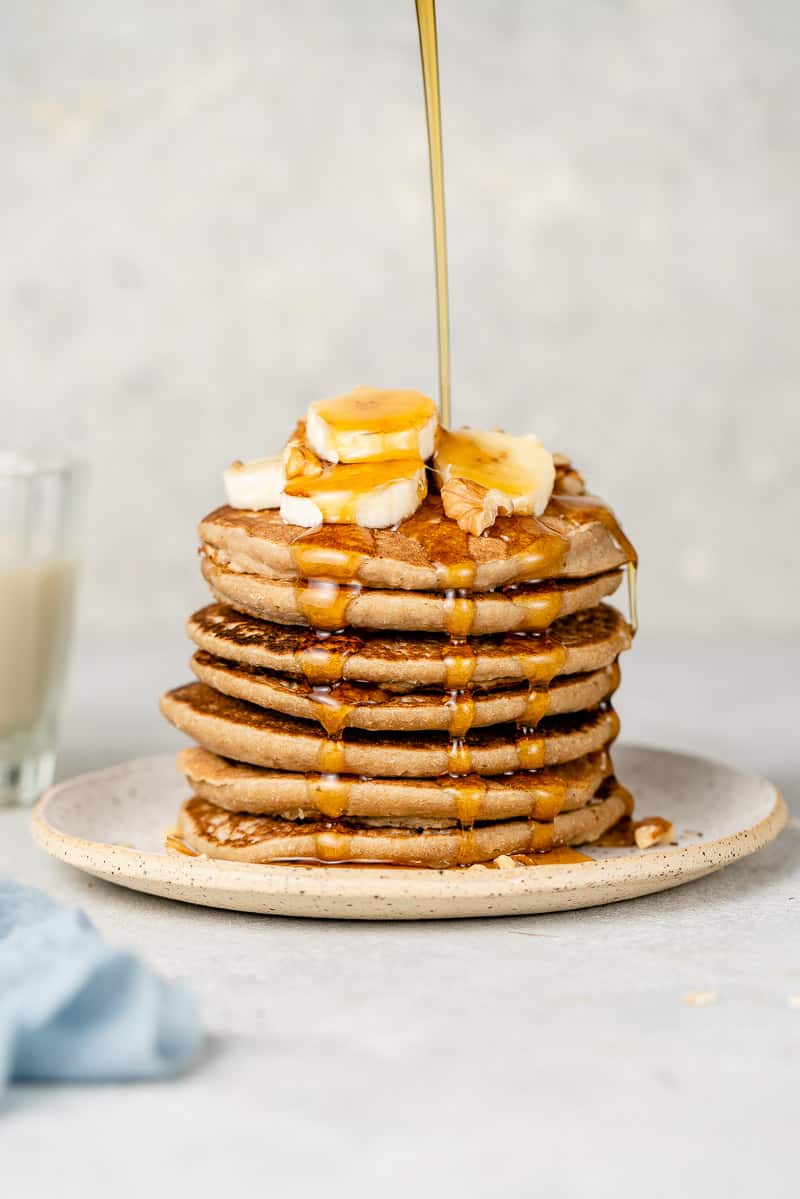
[
  {"left": 178, "top": 746, "right": 614, "bottom": 821},
  {"left": 176, "top": 778, "right": 633, "bottom": 868},
  {"left": 160, "top": 683, "right": 619, "bottom": 777},
  {"left": 199, "top": 491, "right": 633, "bottom": 592},
  {"left": 187, "top": 602, "right": 631, "bottom": 688},
  {"left": 202, "top": 557, "right": 623, "bottom": 634},
  {"left": 190, "top": 650, "right": 621, "bottom": 732}
]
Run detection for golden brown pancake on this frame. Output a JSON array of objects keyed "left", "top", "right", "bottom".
[
  {"left": 160, "top": 683, "right": 619, "bottom": 778},
  {"left": 186, "top": 602, "right": 632, "bottom": 688},
  {"left": 189, "top": 651, "right": 621, "bottom": 733},
  {"left": 202, "top": 556, "right": 623, "bottom": 634},
  {"left": 176, "top": 778, "right": 633, "bottom": 868},
  {"left": 199, "top": 491, "right": 633, "bottom": 592},
  {"left": 178, "top": 746, "right": 614, "bottom": 822}
]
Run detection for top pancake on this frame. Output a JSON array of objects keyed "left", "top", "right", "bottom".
[{"left": 199, "top": 490, "right": 634, "bottom": 594}]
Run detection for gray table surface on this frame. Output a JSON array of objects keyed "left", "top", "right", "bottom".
[{"left": 2, "top": 633, "right": 798, "bottom": 1198}]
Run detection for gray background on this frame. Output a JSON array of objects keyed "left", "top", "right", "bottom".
[
  {"left": 3, "top": 0, "right": 799, "bottom": 644},
  {"left": 3, "top": 7, "right": 799, "bottom": 1191}
]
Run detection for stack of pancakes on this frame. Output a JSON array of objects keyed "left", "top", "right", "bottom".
[{"left": 161, "top": 460, "right": 638, "bottom": 869}]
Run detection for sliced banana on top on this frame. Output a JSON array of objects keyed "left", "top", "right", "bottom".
[
  {"left": 223, "top": 396, "right": 556, "bottom": 535},
  {"left": 280, "top": 460, "right": 428, "bottom": 529},
  {"left": 223, "top": 456, "right": 285, "bottom": 510},
  {"left": 306, "top": 387, "right": 437, "bottom": 464},
  {"left": 433, "top": 428, "right": 555, "bottom": 534}
]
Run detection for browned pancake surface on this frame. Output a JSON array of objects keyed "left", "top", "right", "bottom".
[
  {"left": 202, "top": 557, "right": 623, "bottom": 634},
  {"left": 178, "top": 746, "right": 614, "bottom": 822},
  {"left": 187, "top": 601, "right": 631, "bottom": 687},
  {"left": 161, "top": 682, "right": 619, "bottom": 777},
  {"left": 190, "top": 650, "right": 621, "bottom": 732},
  {"left": 199, "top": 491, "right": 634, "bottom": 592}
]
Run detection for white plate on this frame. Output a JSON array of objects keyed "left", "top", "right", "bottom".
[{"left": 31, "top": 747, "right": 787, "bottom": 920}]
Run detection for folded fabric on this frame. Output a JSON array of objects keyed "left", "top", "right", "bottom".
[{"left": 0, "top": 880, "right": 201, "bottom": 1092}]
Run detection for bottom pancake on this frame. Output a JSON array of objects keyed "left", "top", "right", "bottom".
[
  {"left": 176, "top": 778, "right": 633, "bottom": 869},
  {"left": 178, "top": 746, "right": 614, "bottom": 822}
]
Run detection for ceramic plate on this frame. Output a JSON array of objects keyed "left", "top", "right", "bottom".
[{"left": 31, "top": 747, "right": 787, "bottom": 920}]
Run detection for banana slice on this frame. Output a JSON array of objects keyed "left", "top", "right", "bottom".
[
  {"left": 306, "top": 387, "right": 437, "bottom": 464},
  {"left": 280, "top": 460, "right": 427, "bottom": 528},
  {"left": 223, "top": 456, "right": 285, "bottom": 510},
  {"left": 434, "top": 428, "right": 555, "bottom": 534}
]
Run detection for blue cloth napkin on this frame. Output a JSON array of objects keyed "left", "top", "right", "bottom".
[{"left": 0, "top": 880, "right": 201, "bottom": 1091}]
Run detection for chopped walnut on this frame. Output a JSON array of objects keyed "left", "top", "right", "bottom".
[
  {"left": 441, "top": 476, "right": 501, "bottom": 535},
  {"left": 633, "top": 818, "right": 675, "bottom": 849},
  {"left": 165, "top": 832, "right": 198, "bottom": 857},
  {"left": 494, "top": 854, "right": 520, "bottom": 870},
  {"left": 283, "top": 420, "right": 324, "bottom": 479},
  {"left": 553, "top": 453, "right": 586, "bottom": 496}
]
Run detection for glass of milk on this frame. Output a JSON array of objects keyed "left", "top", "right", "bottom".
[{"left": 0, "top": 453, "right": 86, "bottom": 806}]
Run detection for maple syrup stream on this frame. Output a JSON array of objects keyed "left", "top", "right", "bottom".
[{"left": 233, "top": 5, "right": 638, "bottom": 864}]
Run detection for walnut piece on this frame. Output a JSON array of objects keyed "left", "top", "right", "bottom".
[
  {"left": 553, "top": 453, "right": 586, "bottom": 495},
  {"left": 283, "top": 420, "right": 324, "bottom": 480},
  {"left": 493, "top": 854, "right": 520, "bottom": 870},
  {"left": 633, "top": 817, "right": 675, "bottom": 849},
  {"left": 164, "top": 831, "right": 198, "bottom": 857},
  {"left": 441, "top": 476, "right": 500, "bottom": 535}
]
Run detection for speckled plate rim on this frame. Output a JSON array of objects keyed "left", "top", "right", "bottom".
[{"left": 30, "top": 747, "right": 788, "bottom": 920}]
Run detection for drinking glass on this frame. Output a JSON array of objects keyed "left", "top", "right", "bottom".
[{"left": 0, "top": 453, "right": 86, "bottom": 806}]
